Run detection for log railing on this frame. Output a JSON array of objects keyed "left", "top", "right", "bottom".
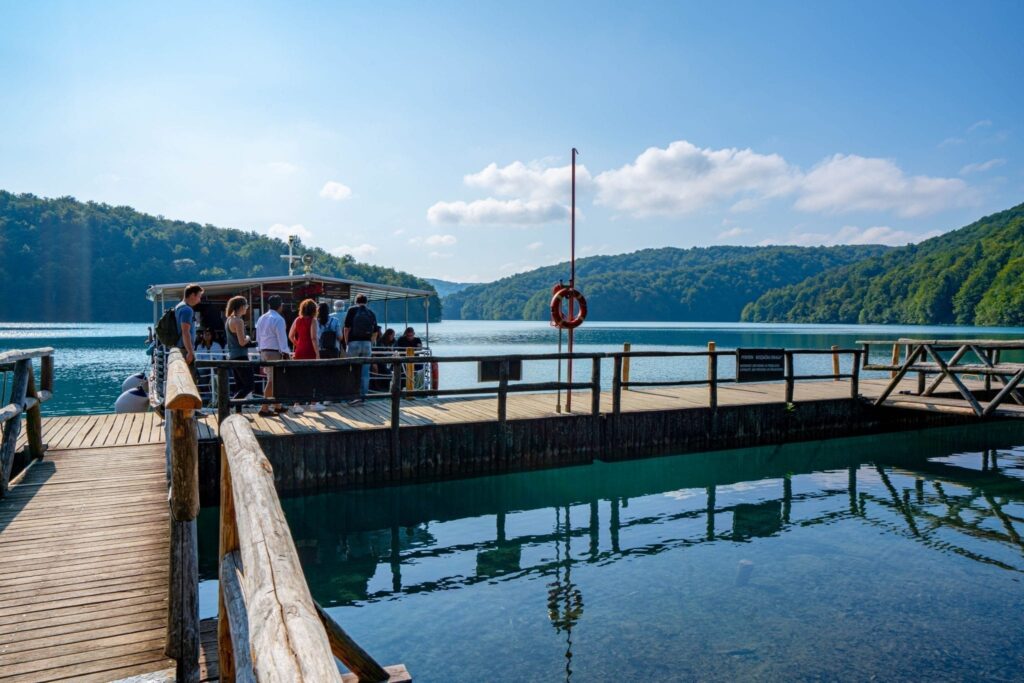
[
  {"left": 0, "top": 347, "right": 54, "bottom": 497},
  {"left": 163, "top": 348, "right": 203, "bottom": 682},
  {"left": 218, "top": 414, "right": 410, "bottom": 682}
]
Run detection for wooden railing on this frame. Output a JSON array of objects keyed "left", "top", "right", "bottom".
[
  {"left": 859, "top": 338, "right": 1024, "bottom": 416},
  {"left": 199, "top": 345, "right": 863, "bottom": 420},
  {"left": 166, "top": 349, "right": 408, "bottom": 681},
  {"left": 0, "top": 347, "right": 54, "bottom": 496},
  {"left": 219, "top": 415, "right": 408, "bottom": 681},
  {"left": 163, "top": 348, "right": 203, "bottom": 682}
]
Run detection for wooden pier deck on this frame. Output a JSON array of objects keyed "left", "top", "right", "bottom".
[
  {"left": 17, "top": 377, "right": 927, "bottom": 451},
  {"left": 0, "top": 443, "right": 172, "bottom": 682}
]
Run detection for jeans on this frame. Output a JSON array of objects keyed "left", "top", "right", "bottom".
[{"left": 348, "top": 341, "right": 372, "bottom": 397}]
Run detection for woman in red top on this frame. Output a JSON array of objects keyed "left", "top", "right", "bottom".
[{"left": 289, "top": 298, "right": 320, "bottom": 361}]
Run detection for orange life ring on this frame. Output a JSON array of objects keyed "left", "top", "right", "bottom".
[
  {"left": 431, "top": 361, "right": 440, "bottom": 391},
  {"left": 550, "top": 286, "right": 587, "bottom": 330}
]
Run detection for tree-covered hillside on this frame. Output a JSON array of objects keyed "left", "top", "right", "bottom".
[
  {"left": 0, "top": 191, "right": 440, "bottom": 322},
  {"left": 444, "top": 245, "right": 889, "bottom": 322},
  {"left": 742, "top": 203, "right": 1024, "bottom": 325}
]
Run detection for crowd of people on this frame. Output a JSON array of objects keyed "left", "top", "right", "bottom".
[{"left": 165, "top": 284, "right": 425, "bottom": 416}]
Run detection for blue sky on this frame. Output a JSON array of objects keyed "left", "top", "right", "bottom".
[{"left": 1, "top": 1, "right": 1021, "bottom": 282}]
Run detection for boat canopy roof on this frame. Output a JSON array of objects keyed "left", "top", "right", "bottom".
[{"left": 146, "top": 273, "right": 433, "bottom": 304}]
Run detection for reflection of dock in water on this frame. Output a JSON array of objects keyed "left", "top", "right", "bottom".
[{"left": 201, "top": 426, "right": 1024, "bottom": 612}]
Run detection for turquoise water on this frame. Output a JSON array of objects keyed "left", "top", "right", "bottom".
[
  {"left": 4, "top": 320, "right": 1024, "bottom": 415},
  {"left": 198, "top": 422, "right": 1024, "bottom": 681}
]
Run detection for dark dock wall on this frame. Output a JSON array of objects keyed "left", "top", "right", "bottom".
[{"left": 197, "top": 397, "right": 974, "bottom": 505}]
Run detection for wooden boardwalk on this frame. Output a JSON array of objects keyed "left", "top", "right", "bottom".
[
  {"left": 0, "top": 443, "right": 172, "bottom": 682},
  {"left": 13, "top": 377, "right": 979, "bottom": 451}
]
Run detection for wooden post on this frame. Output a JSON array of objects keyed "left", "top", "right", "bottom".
[
  {"left": 707, "top": 342, "right": 717, "bottom": 409},
  {"left": 25, "top": 367, "right": 45, "bottom": 460},
  {"left": 497, "top": 360, "right": 509, "bottom": 461},
  {"left": 217, "top": 366, "right": 231, "bottom": 422},
  {"left": 784, "top": 351, "right": 794, "bottom": 404},
  {"left": 218, "top": 445, "right": 241, "bottom": 682},
  {"left": 219, "top": 551, "right": 255, "bottom": 682},
  {"left": 612, "top": 355, "right": 622, "bottom": 416},
  {"left": 851, "top": 351, "right": 860, "bottom": 399},
  {"left": 0, "top": 359, "right": 30, "bottom": 496},
  {"left": 591, "top": 357, "right": 601, "bottom": 452},
  {"left": 405, "top": 347, "right": 415, "bottom": 391},
  {"left": 390, "top": 362, "right": 401, "bottom": 479},
  {"left": 167, "top": 517, "right": 200, "bottom": 683},
  {"left": 890, "top": 343, "right": 900, "bottom": 379},
  {"left": 831, "top": 345, "right": 840, "bottom": 381},
  {"left": 169, "top": 410, "right": 200, "bottom": 521},
  {"left": 622, "top": 342, "right": 631, "bottom": 391},
  {"left": 985, "top": 349, "right": 994, "bottom": 392},
  {"left": 40, "top": 353, "right": 53, "bottom": 394}
]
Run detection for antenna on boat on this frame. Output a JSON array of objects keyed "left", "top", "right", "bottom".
[{"left": 281, "top": 235, "right": 302, "bottom": 276}]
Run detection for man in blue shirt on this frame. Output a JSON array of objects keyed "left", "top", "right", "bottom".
[{"left": 175, "top": 284, "right": 205, "bottom": 366}]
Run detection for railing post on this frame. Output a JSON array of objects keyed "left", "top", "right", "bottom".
[
  {"left": 390, "top": 360, "right": 401, "bottom": 480},
  {"left": 985, "top": 349, "right": 994, "bottom": 392},
  {"left": 497, "top": 360, "right": 509, "bottom": 463},
  {"left": 851, "top": 351, "right": 861, "bottom": 399},
  {"left": 707, "top": 342, "right": 717, "bottom": 409},
  {"left": 25, "top": 362, "right": 45, "bottom": 460},
  {"left": 890, "top": 343, "right": 900, "bottom": 378},
  {"left": 163, "top": 349, "right": 202, "bottom": 683},
  {"left": 612, "top": 355, "right": 622, "bottom": 416},
  {"left": 591, "top": 356, "right": 602, "bottom": 452},
  {"left": 217, "top": 366, "right": 231, "bottom": 422},
  {"left": 405, "top": 347, "right": 415, "bottom": 391},
  {"left": 784, "top": 351, "right": 795, "bottom": 404},
  {"left": 0, "top": 359, "right": 31, "bottom": 497},
  {"left": 831, "top": 345, "right": 840, "bottom": 381},
  {"left": 622, "top": 342, "right": 631, "bottom": 391}
]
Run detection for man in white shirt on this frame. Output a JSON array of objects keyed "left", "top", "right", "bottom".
[{"left": 255, "top": 295, "right": 290, "bottom": 415}]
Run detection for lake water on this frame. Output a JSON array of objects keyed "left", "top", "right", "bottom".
[
  {"left": 4, "top": 320, "right": 1024, "bottom": 415},
  {"left": 196, "top": 421, "right": 1024, "bottom": 681}
]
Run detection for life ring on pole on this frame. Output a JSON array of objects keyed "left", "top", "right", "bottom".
[
  {"left": 550, "top": 286, "right": 587, "bottom": 330},
  {"left": 431, "top": 360, "right": 440, "bottom": 391}
]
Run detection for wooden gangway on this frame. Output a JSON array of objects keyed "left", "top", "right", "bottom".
[{"left": 0, "top": 349, "right": 409, "bottom": 682}]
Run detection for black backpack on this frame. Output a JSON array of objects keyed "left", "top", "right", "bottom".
[
  {"left": 350, "top": 307, "right": 375, "bottom": 339},
  {"left": 320, "top": 324, "right": 339, "bottom": 353},
  {"left": 155, "top": 307, "right": 180, "bottom": 347}
]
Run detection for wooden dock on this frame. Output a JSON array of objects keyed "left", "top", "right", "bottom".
[{"left": 0, "top": 443, "right": 173, "bottom": 682}]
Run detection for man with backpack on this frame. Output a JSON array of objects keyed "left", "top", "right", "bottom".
[
  {"left": 343, "top": 293, "right": 377, "bottom": 404},
  {"left": 156, "top": 284, "right": 204, "bottom": 370}
]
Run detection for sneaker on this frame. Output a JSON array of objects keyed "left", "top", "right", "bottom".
[
  {"left": 310, "top": 402, "right": 325, "bottom": 412},
  {"left": 290, "top": 404, "right": 304, "bottom": 415},
  {"left": 348, "top": 398, "right": 364, "bottom": 406}
]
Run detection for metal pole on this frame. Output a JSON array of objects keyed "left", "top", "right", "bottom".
[
  {"left": 423, "top": 297, "right": 430, "bottom": 347},
  {"left": 566, "top": 148, "right": 578, "bottom": 413}
]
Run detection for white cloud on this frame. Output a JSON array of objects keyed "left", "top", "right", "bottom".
[
  {"left": 465, "top": 161, "right": 592, "bottom": 201},
  {"left": 594, "top": 140, "right": 798, "bottom": 216},
  {"left": 331, "top": 243, "right": 378, "bottom": 260},
  {"left": 938, "top": 137, "right": 966, "bottom": 148},
  {"left": 267, "top": 223, "right": 312, "bottom": 241},
  {"left": 794, "top": 154, "right": 971, "bottom": 217},
  {"left": 960, "top": 158, "right": 1006, "bottom": 175},
  {"left": 428, "top": 251, "right": 453, "bottom": 259},
  {"left": 319, "top": 180, "right": 353, "bottom": 201},
  {"left": 427, "top": 198, "right": 568, "bottom": 226},
  {"left": 393, "top": 228, "right": 406, "bottom": 236},
  {"left": 526, "top": 241, "right": 544, "bottom": 251},
  {"left": 717, "top": 227, "right": 750, "bottom": 240},
  {"left": 409, "top": 234, "right": 458, "bottom": 247},
  {"left": 760, "top": 225, "right": 941, "bottom": 247},
  {"left": 968, "top": 119, "right": 993, "bottom": 132}
]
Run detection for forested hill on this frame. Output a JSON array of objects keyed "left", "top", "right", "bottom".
[
  {"left": 443, "top": 245, "right": 889, "bottom": 322},
  {"left": 0, "top": 191, "right": 440, "bottom": 322},
  {"left": 742, "top": 203, "right": 1024, "bottom": 326}
]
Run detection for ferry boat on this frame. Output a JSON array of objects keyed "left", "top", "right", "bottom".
[{"left": 119, "top": 269, "right": 436, "bottom": 412}]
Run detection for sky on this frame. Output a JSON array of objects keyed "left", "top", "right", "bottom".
[{"left": 1, "top": 1, "right": 1022, "bottom": 283}]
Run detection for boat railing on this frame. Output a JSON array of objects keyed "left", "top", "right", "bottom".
[
  {"left": 163, "top": 348, "right": 408, "bottom": 682},
  {"left": 0, "top": 347, "right": 54, "bottom": 496}
]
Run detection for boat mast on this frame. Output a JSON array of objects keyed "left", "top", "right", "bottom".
[{"left": 281, "top": 235, "right": 301, "bottom": 276}]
